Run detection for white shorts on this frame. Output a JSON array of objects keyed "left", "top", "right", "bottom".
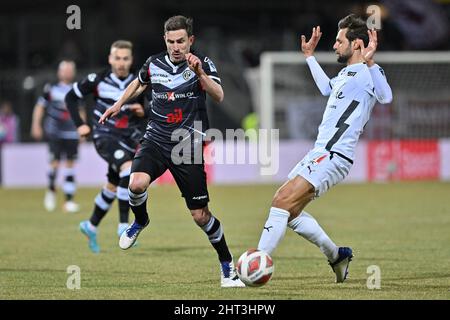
[{"left": 287, "top": 149, "right": 353, "bottom": 198}]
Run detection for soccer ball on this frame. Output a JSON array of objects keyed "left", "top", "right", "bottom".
[{"left": 236, "top": 249, "right": 274, "bottom": 287}]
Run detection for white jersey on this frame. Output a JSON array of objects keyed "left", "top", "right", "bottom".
[{"left": 314, "top": 62, "right": 376, "bottom": 160}]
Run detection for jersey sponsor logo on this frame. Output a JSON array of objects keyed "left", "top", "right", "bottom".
[
  {"left": 167, "top": 108, "right": 183, "bottom": 123},
  {"left": 347, "top": 71, "right": 357, "bottom": 77},
  {"left": 204, "top": 57, "right": 217, "bottom": 73},
  {"left": 153, "top": 91, "right": 195, "bottom": 101},
  {"left": 167, "top": 91, "right": 176, "bottom": 101},
  {"left": 151, "top": 72, "right": 172, "bottom": 84}
]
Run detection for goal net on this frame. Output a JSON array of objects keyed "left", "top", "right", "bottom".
[{"left": 257, "top": 52, "right": 450, "bottom": 140}]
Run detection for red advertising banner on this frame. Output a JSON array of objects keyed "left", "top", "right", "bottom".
[{"left": 368, "top": 140, "right": 440, "bottom": 181}]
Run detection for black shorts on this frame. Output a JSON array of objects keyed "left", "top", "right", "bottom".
[
  {"left": 131, "top": 139, "right": 209, "bottom": 210},
  {"left": 93, "top": 137, "right": 136, "bottom": 183},
  {"left": 48, "top": 138, "right": 79, "bottom": 161}
]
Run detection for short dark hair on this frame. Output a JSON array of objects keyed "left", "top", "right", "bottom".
[
  {"left": 338, "top": 14, "right": 369, "bottom": 46},
  {"left": 164, "top": 15, "right": 193, "bottom": 36}
]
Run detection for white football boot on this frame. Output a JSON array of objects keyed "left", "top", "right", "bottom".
[
  {"left": 44, "top": 190, "right": 56, "bottom": 212},
  {"left": 63, "top": 201, "right": 80, "bottom": 213},
  {"left": 220, "top": 261, "right": 245, "bottom": 288}
]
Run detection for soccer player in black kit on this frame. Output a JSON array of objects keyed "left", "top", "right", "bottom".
[
  {"left": 31, "top": 60, "right": 81, "bottom": 213},
  {"left": 100, "top": 16, "right": 245, "bottom": 287},
  {"left": 66, "top": 40, "right": 147, "bottom": 253}
]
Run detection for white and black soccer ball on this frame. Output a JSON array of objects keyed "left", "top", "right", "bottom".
[{"left": 236, "top": 249, "right": 274, "bottom": 287}]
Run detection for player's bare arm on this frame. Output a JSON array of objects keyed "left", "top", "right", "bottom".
[
  {"left": 357, "top": 29, "right": 378, "bottom": 67},
  {"left": 301, "top": 26, "right": 322, "bottom": 58},
  {"left": 99, "top": 78, "right": 147, "bottom": 123},
  {"left": 125, "top": 103, "right": 146, "bottom": 118},
  {"left": 31, "top": 103, "right": 45, "bottom": 140},
  {"left": 77, "top": 124, "right": 91, "bottom": 137},
  {"left": 186, "top": 53, "right": 224, "bottom": 103}
]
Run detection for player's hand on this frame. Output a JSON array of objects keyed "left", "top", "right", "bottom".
[
  {"left": 357, "top": 29, "right": 378, "bottom": 67},
  {"left": 99, "top": 102, "right": 121, "bottom": 124},
  {"left": 127, "top": 103, "right": 145, "bottom": 117},
  {"left": 301, "top": 26, "right": 322, "bottom": 58},
  {"left": 186, "top": 53, "right": 205, "bottom": 76},
  {"left": 77, "top": 124, "right": 91, "bottom": 137},
  {"left": 31, "top": 125, "right": 43, "bottom": 140}
]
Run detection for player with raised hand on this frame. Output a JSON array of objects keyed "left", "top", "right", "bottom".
[
  {"left": 256, "top": 14, "right": 392, "bottom": 283},
  {"left": 100, "top": 16, "right": 244, "bottom": 288}
]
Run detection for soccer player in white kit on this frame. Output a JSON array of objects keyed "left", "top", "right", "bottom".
[{"left": 257, "top": 14, "right": 393, "bottom": 283}]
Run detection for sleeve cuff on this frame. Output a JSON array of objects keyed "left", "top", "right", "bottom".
[{"left": 73, "top": 82, "right": 83, "bottom": 98}]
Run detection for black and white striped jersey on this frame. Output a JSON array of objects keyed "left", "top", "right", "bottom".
[
  {"left": 73, "top": 70, "right": 146, "bottom": 142},
  {"left": 138, "top": 51, "right": 221, "bottom": 150},
  {"left": 37, "top": 82, "right": 78, "bottom": 140}
]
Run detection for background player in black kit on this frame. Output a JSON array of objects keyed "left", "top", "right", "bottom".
[
  {"left": 31, "top": 60, "right": 81, "bottom": 213},
  {"left": 100, "top": 16, "right": 245, "bottom": 287},
  {"left": 66, "top": 40, "right": 147, "bottom": 253}
]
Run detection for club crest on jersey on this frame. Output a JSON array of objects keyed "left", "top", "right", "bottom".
[
  {"left": 114, "top": 150, "right": 125, "bottom": 160},
  {"left": 87, "top": 73, "right": 97, "bottom": 82},
  {"left": 182, "top": 69, "right": 193, "bottom": 80}
]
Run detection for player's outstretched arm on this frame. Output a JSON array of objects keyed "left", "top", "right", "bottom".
[
  {"left": 99, "top": 78, "right": 147, "bottom": 124},
  {"left": 301, "top": 26, "right": 332, "bottom": 96},
  {"left": 357, "top": 30, "right": 393, "bottom": 104},
  {"left": 186, "top": 53, "right": 224, "bottom": 103}
]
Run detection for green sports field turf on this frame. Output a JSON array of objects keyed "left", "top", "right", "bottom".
[{"left": 1, "top": 182, "right": 449, "bottom": 299}]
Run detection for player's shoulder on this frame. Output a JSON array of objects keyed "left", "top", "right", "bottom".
[
  {"left": 193, "top": 50, "right": 215, "bottom": 63},
  {"left": 82, "top": 69, "right": 108, "bottom": 83},
  {"left": 345, "top": 63, "right": 372, "bottom": 88},
  {"left": 44, "top": 81, "right": 60, "bottom": 90},
  {"left": 192, "top": 50, "right": 218, "bottom": 73},
  {"left": 148, "top": 51, "right": 166, "bottom": 62}
]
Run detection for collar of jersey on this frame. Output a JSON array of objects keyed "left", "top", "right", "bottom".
[{"left": 110, "top": 73, "right": 133, "bottom": 89}]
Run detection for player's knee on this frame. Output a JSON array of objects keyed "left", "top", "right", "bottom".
[
  {"left": 129, "top": 174, "right": 150, "bottom": 194},
  {"left": 128, "top": 180, "right": 145, "bottom": 194},
  {"left": 191, "top": 206, "right": 211, "bottom": 226},
  {"left": 105, "top": 182, "right": 117, "bottom": 193},
  {"left": 272, "top": 189, "right": 293, "bottom": 213}
]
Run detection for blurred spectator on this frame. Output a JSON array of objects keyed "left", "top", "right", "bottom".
[
  {"left": 0, "top": 101, "right": 20, "bottom": 144},
  {"left": 381, "top": 0, "right": 450, "bottom": 50}
]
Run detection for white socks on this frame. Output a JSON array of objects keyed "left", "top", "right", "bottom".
[
  {"left": 288, "top": 211, "right": 339, "bottom": 262},
  {"left": 257, "top": 207, "right": 290, "bottom": 255}
]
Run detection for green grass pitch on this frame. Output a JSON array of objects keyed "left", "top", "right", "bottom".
[{"left": 1, "top": 182, "right": 449, "bottom": 299}]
